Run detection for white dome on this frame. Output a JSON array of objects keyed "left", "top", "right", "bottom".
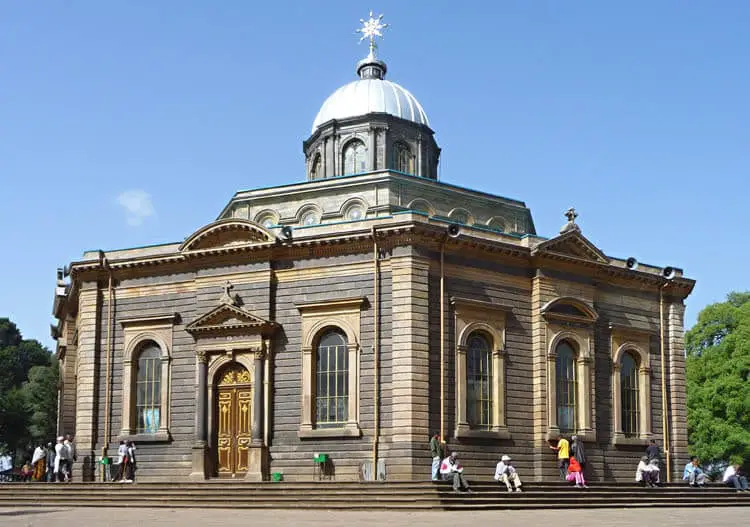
[{"left": 312, "top": 78, "right": 429, "bottom": 133}]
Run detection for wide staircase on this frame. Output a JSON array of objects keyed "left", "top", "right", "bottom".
[{"left": 0, "top": 480, "right": 748, "bottom": 510}]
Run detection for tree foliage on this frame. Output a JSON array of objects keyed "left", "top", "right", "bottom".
[
  {"left": 0, "top": 318, "right": 58, "bottom": 463},
  {"left": 686, "top": 293, "right": 750, "bottom": 467}
]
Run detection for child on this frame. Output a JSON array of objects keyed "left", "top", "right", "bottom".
[
  {"left": 20, "top": 461, "right": 33, "bottom": 482},
  {"left": 566, "top": 456, "right": 587, "bottom": 488}
]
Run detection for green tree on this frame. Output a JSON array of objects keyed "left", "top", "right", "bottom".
[
  {"left": 686, "top": 292, "right": 750, "bottom": 467},
  {"left": 0, "top": 318, "right": 58, "bottom": 463}
]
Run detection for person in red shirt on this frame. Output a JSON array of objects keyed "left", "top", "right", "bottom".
[{"left": 566, "top": 456, "right": 588, "bottom": 488}]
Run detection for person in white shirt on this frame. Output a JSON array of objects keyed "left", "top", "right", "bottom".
[
  {"left": 635, "top": 456, "right": 658, "bottom": 487},
  {"left": 439, "top": 452, "right": 471, "bottom": 493},
  {"left": 54, "top": 436, "right": 67, "bottom": 482},
  {"left": 494, "top": 455, "right": 522, "bottom": 492},
  {"left": 722, "top": 463, "right": 748, "bottom": 492}
]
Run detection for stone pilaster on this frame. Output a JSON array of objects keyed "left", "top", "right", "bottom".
[
  {"left": 667, "top": 300, "right": 688, "bottom": 481},
  {"left": 389, "top": 253, "right": 430, "bottom": 479},
  {"left": 530, "top": 274, "right": 548, "bottom": 480},
  {"left": 190, "top": 350, "right": 208, "bottom": 481},
  {"left": 73, "top": 282, "right": 100, "bottom": 481},
  {"left": 246, "top": 348, "right": 267, "bottom": 481}
]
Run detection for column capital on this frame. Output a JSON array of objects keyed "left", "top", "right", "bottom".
[
  {"left": 253, "top": 348, "right": 266, "bottom": 361},
  {"left": 196, "top": 350, "right": 208, "bottom": 364}
]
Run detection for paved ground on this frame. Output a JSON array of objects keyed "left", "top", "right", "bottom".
[{"left": 0, "top": 507, "right": 747, "bottom": 527}]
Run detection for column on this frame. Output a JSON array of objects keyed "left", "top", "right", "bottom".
[
  {"left": 74, "top": 282, "right": 100, "bottom": 481},
  {"left": 246, "top": 348, "right": 268, "bottom": 481},
  {"left": 667, "top": 300, "right": 688, "bottom": 481},
  {"left": 189, "top": 350, "right": 208, "bottom": 481},
  {"left": 389, "top": 251, "right": 430, "bottom": 479},
  {"left": 252, "top": 349, "right": 264, "bottom": 445}
]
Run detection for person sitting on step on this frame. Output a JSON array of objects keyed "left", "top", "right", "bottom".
[
  {"left": 722, "top": 463, "right": 749, "bottom": 492},
  {"left": 440, "top": 452, "right": 471, "bottom": 493},
  {"left": 635, "top": 456, "right": 659, "bottom": 487},
  {"left": 683, "top": 457, "right": 706, "bottom": 487},
  {"left": 494, "top": 455, "right": 522, "bottom": 492}
]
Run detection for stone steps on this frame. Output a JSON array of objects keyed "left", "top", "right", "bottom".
[{"left": 0, "top": 482, "right": 747, "bottom": 511}]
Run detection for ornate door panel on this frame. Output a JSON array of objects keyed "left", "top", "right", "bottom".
[{"left": 216, "top": 364, "right": 252, "bottom": 477}]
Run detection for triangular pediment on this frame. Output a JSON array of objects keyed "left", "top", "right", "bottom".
[
  {"left": 180, "top": 219, "right": 274, "bottom": 253},
  {"left": 186, "top": 303, "right": 277, "bottom": 335},
  {"left": 532, "top": 231, "right": 609, "bottom": 264}
]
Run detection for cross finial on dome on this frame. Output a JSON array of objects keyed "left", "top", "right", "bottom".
[{"left": 356, "top": 11, "right": 389, "bottom": 59}]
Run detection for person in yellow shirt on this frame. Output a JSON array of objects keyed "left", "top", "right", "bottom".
[{"left": 549, "top": 436, "right": 570, "bottom": 480}]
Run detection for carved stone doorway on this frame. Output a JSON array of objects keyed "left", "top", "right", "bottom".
[{"left": 215, "top": 363, "right": 252, "bottom": 478}]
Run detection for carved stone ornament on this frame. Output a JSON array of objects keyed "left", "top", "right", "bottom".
[
  {"left": 560, "top": 207, "right": 581, "bottom": 234},
  {"left": 196, "top": 350, "right": 208, "bottom": 364}
]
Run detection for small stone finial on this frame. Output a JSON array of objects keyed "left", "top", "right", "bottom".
[
  {"left": 560, "top": 207, "right": 581, "bottom": 234},
  {"left": 219, "top": 281, "right": 237, "bottom": 306}
]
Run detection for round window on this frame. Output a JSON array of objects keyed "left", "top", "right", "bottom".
[
  {"left": 301, "top": 212, "right": 318, "bottom": 226},
  {"left": 346, "top": 206, "right": 364, "bottom": 221},
  {"left": 261, "top": 218, "right": 274, "bottom": 228}
]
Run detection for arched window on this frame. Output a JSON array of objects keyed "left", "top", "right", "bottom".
[
  {"left": 555, "top": 341, "right": 577, "bottom": 433},
  {"left": 393, "top": 142, "right": 413, "bottom": 174},
  {"left": 135, "top": 342, "right": 162, "bottom": 434},
  {"left": 311, "top": 154, "right": 322, "bottom": 180},
  {"left": 343, "top": 140, "right": 367, "bottom": 175},
  {"left": 315, "top": 329, "right": 349, "bottom": 428},
  {"left": 621, "top": 352, "right": 639, "bottom": 437},
  {"left": 467, "top": 332, "right": 493, "bottom": 429}
]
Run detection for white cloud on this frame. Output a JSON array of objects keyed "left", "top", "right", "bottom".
[{"left": 116, "top": 190, "right": 155, "bottom": 226}]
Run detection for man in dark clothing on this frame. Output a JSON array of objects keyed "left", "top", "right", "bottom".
[
  {"left": 646, "top": 440, "right": 660, "bottom": 462},
  {"left": 571, "top": 435, "right": 586, "bottom": 470}
]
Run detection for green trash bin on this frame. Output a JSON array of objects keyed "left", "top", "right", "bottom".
[
  {"left": 313, "top": 453, "right": 328, "bottom": 463},
  {"left": 272, "top": 472, "right": 283, "bottom": 482}
]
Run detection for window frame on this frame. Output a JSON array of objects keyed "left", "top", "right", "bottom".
[
  {"left": 119, "top": 315, "right": 174, "bottom": 442},
  {"left": 466, "top": 332, "right": 493, "bottom": 430},
  {"left": 555, "top": 340, "right": 577, "bottom": 434},
  {"left": 342, "top": 139, "right": 367, "bottom": 175},
  {"left": 452, "top": 297, "right": 510, "bottom": 440},
  {"left": 134, "top": 343, "right": 163, "bottom": 434},
  {"left": 296, "top": 297, "right": 364, "bottom": 439},
  {"left": 392, "top": 141, "right": 413, "bottom": 174},
  {"left": 314, "top": 329, "right": 350, "bottom": 428},
  {"left": 610, "top": 327, "right": 652, "bottom": 445}
]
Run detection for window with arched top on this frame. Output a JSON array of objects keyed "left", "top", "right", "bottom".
[
  {"left": 620, "top": 351, "right": 639, "bottom": 437},
  {"left": 315, "top": 329, "right": 349, "bottom": 428},
  {"left": 311, "top": 154, "right": 322, "bottom": 180},
  {"left": 467, "top": 332, "right": 493, "bottom": 430},
  {"left": 393, "top": 142, "right": 413, "bottom": 174},
  {"left": 135, "top": 342, "right": 162, "bottom": 434},
  {"left": 555, "top": 340, "right": 577, "bottom": 434},
  {"left": 343, "top": 140, "right": 367, "bottom": 175}
]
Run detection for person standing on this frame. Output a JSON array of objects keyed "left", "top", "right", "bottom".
[
  {"left": 54, "top": 436, "right": 67, "bottom": 482},
  {"left": 124, "top": 441, "right": 137, "bottom": 483},
  {"left": 722, "top": 463, "right": 749, "bottom": 492},
  {"left": 115, "top": 440, "right": 128, "bottom": 481},
  {"left": 645, "top": 439, "right": 660, "bottom": 462},
  {"left": 31, "top": 444, "right": 46, "bottom": 481},
  {"left": 45, "top": 443, "right": 56, "bottom": 482},
  {"left": 429, "top": 432, "right": 444, "bottom": 481},
  {"left": 571, "top": 435, "right": 587, "bottom": 472},
  {"left": 63, "top": 435, "right": 76, "bottom": 482},
  {"left": 549, "top": 436, "right": 570, "bottom": 480},
  {"left": 494, "top": 455, "right": 522, "bottom": 492}
]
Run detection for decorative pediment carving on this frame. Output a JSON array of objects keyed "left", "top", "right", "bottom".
[
  {"left": 186, "top": 303, "right": 277, "bottom": 336},
  {"left": 532, "top": 231, "right": 609, "bottom": 265},
  {"left": 180, "top": 219, "right": 274, "bottom": 253}
]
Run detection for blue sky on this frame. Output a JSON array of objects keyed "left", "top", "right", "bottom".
[{"left": 1, "top": 1, "right": 748, "bottom": 349}]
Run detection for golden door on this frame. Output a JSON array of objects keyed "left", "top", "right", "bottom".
[{"left": 216, "top": 364, "right": 252, "bottom": 477}]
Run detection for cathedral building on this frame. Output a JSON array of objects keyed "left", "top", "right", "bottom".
[{"left": 51, "top": 15, "right": 694, "bottom": 483}]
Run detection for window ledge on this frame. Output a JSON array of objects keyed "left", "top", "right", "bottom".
[
  {"left": 118, "top": 431, "right": 171, "bottom": 443},
  {"left": 298, "top": 424, "right": 361, "bottom": 439},
  {"left": 546, "top": 428, "right": 597, "bottom": 443},
  {"left": 613, "top": 434, "right": 649, "bottom": 446},
  {"left": 455, "top": 425, "right": 511, "bottom": 440}
]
